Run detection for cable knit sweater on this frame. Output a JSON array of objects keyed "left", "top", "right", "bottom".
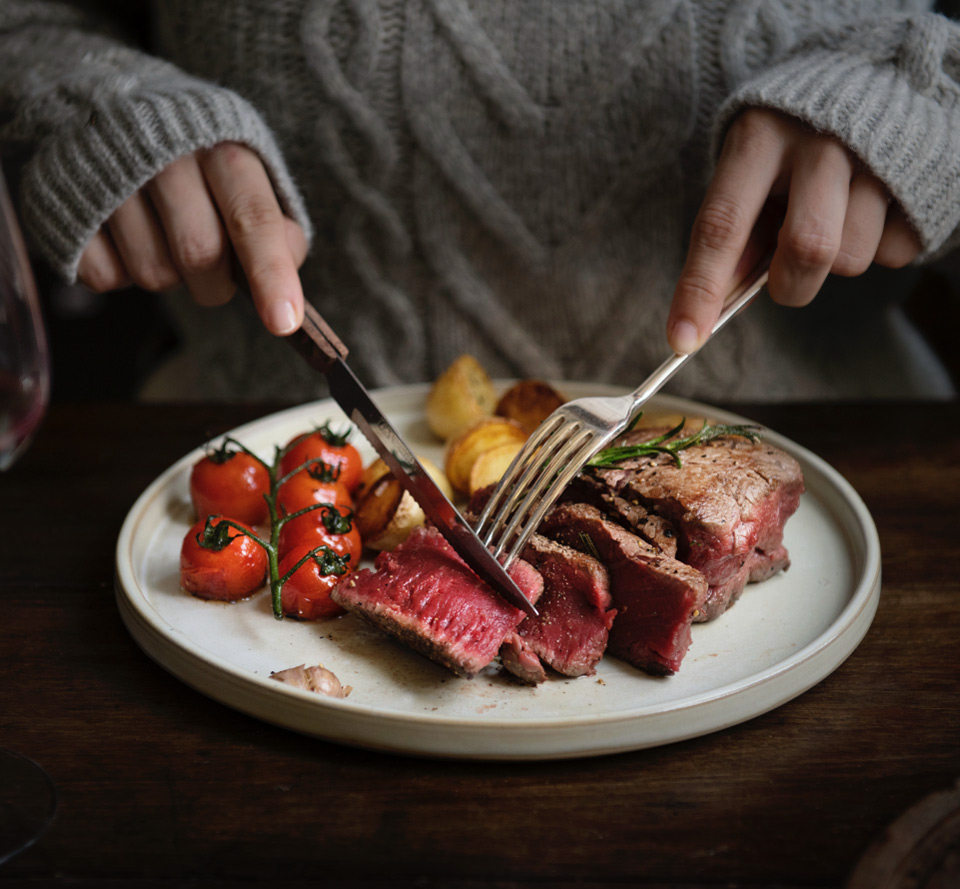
[{"left": 1, "top": 0, "right": 959, "bottom": 402}]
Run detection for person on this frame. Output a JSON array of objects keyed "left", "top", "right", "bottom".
[{"left": 1, "top": 0, "right": 958, "bottom": 402}]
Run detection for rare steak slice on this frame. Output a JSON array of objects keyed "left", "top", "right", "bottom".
[
  {"left": 500, "top": 533, "right": 616, "bottom": 684},
  {"left": 590, "top": 430, "right": 804, "bottom": 620},
  {"left": 540, "top": 503, "right": 708, "bottom": 676},
  {"left": 331, "top": 525, "right": 543, "bottom": 679}
]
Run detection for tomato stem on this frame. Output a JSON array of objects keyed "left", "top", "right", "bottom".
[{"left": 208, "top": 428, "right": 356, "bottom": 620}]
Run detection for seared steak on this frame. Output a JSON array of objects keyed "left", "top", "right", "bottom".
[
  {"left": 332, "top": 427, "right": 803, "bottom": 682},
  {"left": 562, "top": 475, "right": 679, "bottom": 557},
  {"left": 540, "top": 503, "right": 708, "bottom": 676},
  {"left": 589, "top": 431, "right": 804, "bottom": 620},
  {"left": 500, "top": 533, "right": 615, "bottom": 683},
  {"left": 331, "top": 525, "right": 543, "bottom": 678}
]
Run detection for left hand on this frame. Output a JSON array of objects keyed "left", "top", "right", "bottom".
[{"left": 666, "top": 108, "right": 922, "bottom": 353}]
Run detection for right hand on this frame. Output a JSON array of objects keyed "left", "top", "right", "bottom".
[
  {"left": 666, "top": 109, "right": 921, "bottom": 355},
  {"left": 77, "top": 142, "right": 309, "bottom": 336}
]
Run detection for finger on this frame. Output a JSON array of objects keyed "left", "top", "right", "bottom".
[
  {"left": 284, "top": 216, "right": 309, "bottom": 269},
  {"left": 832, "top": 174, "right": 888, "bottom": 277},
  {"left": 199, "top": 143, "right": 304, "bottom": 336},
  {"left": 769, "top": 139, "right": 852, "bottom": 307},
  {"left": 875, "top": 205, "right": 922, "bottom": 269},
  {"left": 107, "top": 192, "right": 182, "bottom": 292},
  {"left": 77, "top": 230, "right": 131, "bottom": 292},
  {"left": 148, "top": 155, "right": 235, "bottom": 307},
  {"left": 668, "top": 114, "right": 784, "bottom": 353}
]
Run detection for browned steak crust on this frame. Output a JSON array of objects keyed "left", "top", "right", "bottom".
[{"left": 589, "top": 432, "right": 804, "bottom": 619}]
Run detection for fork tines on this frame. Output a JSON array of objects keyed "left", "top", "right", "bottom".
[{"left": 476, "top": 417, "right": 600, "bottom": 569}]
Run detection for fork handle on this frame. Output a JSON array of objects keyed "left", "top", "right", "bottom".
[{"left": 628, "top": 253, "right": 771, "bottom": 411}]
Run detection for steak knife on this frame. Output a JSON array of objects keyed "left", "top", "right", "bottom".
[{"left": 283, "top": 299, "right": 539, "bottom": 618}]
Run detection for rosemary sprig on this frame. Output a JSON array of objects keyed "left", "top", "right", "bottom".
[{"left": 587, "top": 414, "right": 762, "bottom": 469}]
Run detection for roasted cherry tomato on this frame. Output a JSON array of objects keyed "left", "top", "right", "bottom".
[
  {"left": 180, "top": 516, "right": 268, "bottom": 601},
  {"left": 278, "top": 502, "right": 363, "bottom": 565},
  {"left": 279, "top": 545, "right": 351, "bottom": 620},
  {"left": 280, "top": 423, "right": 363, "bottom": 494},
  {"left": 276, "top": 461, "right": 352, "bottom": 519},
  {"left": 189, "top": 442, "right": 270, "bottom": 526}
]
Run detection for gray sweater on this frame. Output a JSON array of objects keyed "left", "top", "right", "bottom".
[{"left": 2, "top": 0, "right": 959, "bottom": 401}]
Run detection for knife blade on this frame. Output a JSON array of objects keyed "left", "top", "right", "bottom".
[{"left": 285, "top": 299, "right": 538, "bottom": 618}]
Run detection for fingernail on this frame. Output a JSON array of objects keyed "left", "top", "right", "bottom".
[
  {"left": 267, "top": 300, "right": 298, "bottom": 335},
  {"left": 670, "top": 319, "right": 701, "bottom": 354}
]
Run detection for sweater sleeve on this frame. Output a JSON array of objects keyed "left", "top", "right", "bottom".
[
  {"left": 0, "top": 2, "right": 313, "bottom": 282},
  {"left": 713, "top": 11, "right": 960, "bottom": 261}
]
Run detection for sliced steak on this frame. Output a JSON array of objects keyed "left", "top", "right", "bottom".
[
  {"left": 590, "top": 431, "right": 804, "bottom": 620},
  {"left": 540, "top": 503, "right": 708, "bottom": 676},
  {"left": 331, "top": 525, "right": 543, "bottom": 679},
  {"left": 500, "top": 633, "right": 548, "bottom": 685},
  {"left": 563, "top": 475, "right": 679, "bottom": 558},
  {"left": 499, "top": 533, "right": 615, "bottom": 683}
]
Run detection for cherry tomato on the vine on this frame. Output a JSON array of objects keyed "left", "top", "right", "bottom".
[
  {"left": 180, "top": 516, "right": 268, "bottom": 602},
  {"left": 278, "top": 502, "right": 363, "bottom": 565},
  {"left": 190, "top": 442, "right": 270, "bottom": 526},
  {"left": 279, "top": 545, "right": 351, "bottom": 620},
  {"left": 280, "top": 423, "right": 363, "bottom": 494},
  {"left": 276, "top": 461, "right": 352, "bottom": 520}
]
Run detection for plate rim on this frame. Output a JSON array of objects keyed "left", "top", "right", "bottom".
[{"left": 114, "top": 387, "right": 881, "bottom": 758}]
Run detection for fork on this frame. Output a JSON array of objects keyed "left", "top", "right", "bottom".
[{"left": 474, "top": 253, "right": 772, "bottom": 569}]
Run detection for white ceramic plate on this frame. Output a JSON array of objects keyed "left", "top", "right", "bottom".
[{"left": 115, "top": 384, "right": 881, "bottom": 760}]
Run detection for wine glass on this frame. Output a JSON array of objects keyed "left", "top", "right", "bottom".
[
  {"left": 0, "top": 165, "right": 57, "bottom": 864},
  {"left": 0, "top": 749, "right": 57, "bottom": 866},
  {"left": 0, "top": 161, "right": 50, "bottom": 471}
]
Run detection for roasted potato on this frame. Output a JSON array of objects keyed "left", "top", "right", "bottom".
[
  {"left": 353, "top": 456, "right": 453, "bottom": 551},
  {"left": 494, "top": 379, "right": 565, "bottom": 433},
  {"left": 444, "top": 416, "right": 528, "bottom": 496},
  {"left": 425, "top": 354, "right": 497, "bottom": 440},
  {"left": 467, "top": 440, "right": 524, "bottom": 496}
]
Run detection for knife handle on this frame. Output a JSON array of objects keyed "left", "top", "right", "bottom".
[
  {"left": 288, "top": 299, "right": 350, "bottom": 372},
  {"left": 236, "top": 270, "right": 350, "bottom": 371}
]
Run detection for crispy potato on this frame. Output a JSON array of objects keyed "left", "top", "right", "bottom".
[
  {"left": 495, "top": 379, "right": 565, "bottom": 433},
  {"left": 355, "top": 457, "right": 392, "bottom": 503},
  {"left": 444, "top": 416, "right": 528, "bottom": 496},
  {"left": 467, "top": 440, "right": 523, "bottom": 496},
  {"left": 425, "top": 354, "right": 497, "bottom": 440},
  {"left": 353, "top": 457, "right": 453, "bottom": 551}
]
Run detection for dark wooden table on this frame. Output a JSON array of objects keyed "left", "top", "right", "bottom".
[{"left": 2, "top": 400, "right": 958, "bottom": 888}]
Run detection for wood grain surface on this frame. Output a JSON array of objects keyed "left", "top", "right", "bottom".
[{"left": 1, "top": 401, "right": 957, "bottom": 888}]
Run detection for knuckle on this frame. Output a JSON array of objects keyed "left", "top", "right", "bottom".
[
  {"left": 676, "top": 270, "right": 720, "bottom": 307},
  {"left": 782, "top": 227, "right": 838, "bottom": 270},
  {"left": 172, "top": 232, "right": 224, "bottom": 273},
  {"left": 225, "top": 194, "right": 281, "bottom": 239},
  {"left": 832, "top": 248, "right": 871, "bottom": 277},
  {"left": 693, "top": 197, "right": 749, "bottom": 252},
  {"left": 131, "top": 260, "right": 181, "bottom": 292}
]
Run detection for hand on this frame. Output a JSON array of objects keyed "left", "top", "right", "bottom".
[
  {"left": 77, "top": 142, "right": 309, "bottom": 336},
  {"left": 666, "top": 108, "right": 922, "bottom": 353}
]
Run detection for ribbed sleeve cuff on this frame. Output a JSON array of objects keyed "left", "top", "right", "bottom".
[
  {"left": 713, "top": 18, "right": 960, "bottom": 260},
  {"left": 21, "top": 82, "right": 314, "bottom": 280}
]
